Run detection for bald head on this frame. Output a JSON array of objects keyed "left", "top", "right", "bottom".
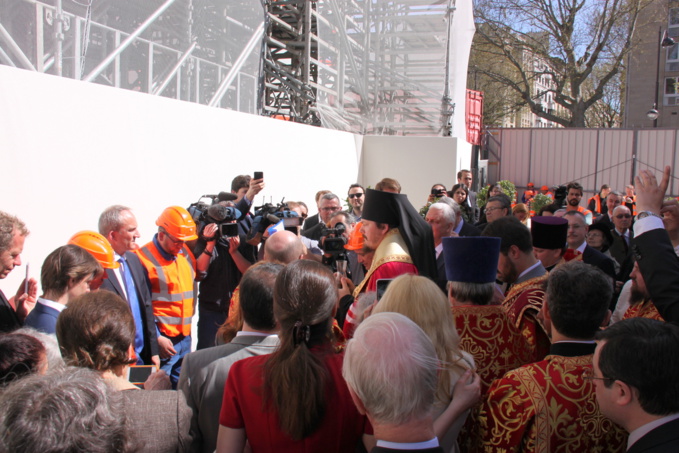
[{"left": 263, "top": 231, "right": 304, "bottom": 264}]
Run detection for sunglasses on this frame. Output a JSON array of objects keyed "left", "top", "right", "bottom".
[{"left": 348, "top": 193, "right": 364, "bottom": 199}]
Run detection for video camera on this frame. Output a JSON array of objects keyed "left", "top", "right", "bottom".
[
  {"left": 187, "top": 193, "right": 241, "bottom": 239},
  {"left": 319, "top": 222, "right": 349, "bottom": 278},
  {"left": 553, "top": 185, "right": 568, "bottom": 209},
  {"left": 246, "top": 199, "right": 303, "bottom": 246},
  {"left": 320, "top": 222, "right": 348, "bottom": 256},
  {"left": 431, "top": 187, "right": 447, "bottom": 198}
]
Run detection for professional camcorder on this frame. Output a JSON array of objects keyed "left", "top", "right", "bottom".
[
  {"left": 187, "top": 193, "right": 241, "bottom": 239},
  {"left": 553, "top": 185, "right": 568, "bottom": 209},
  {"left": 319, "top": 222, "right": 347, "bottom": 256},
  {"left": 319, "top": 222, "right": 349, "bottom": 277},
  {"left": 246, "top": 199, "right": 303, "bottom": 245}
]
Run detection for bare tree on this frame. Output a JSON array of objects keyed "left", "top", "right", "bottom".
[
  {"left": 473, "top": 0, "right": 651, "bottom": 128},
  {"left": 584, "top": 69, "right": 623, "bottom": 127}
]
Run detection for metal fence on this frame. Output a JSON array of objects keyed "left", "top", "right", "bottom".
[{"left": 485, "top": 128, "right": 679, "bottom": 197}]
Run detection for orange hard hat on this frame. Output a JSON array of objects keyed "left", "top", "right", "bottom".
[
  {"left": 527, "top": 182, "right": 534, "bottom": 187},
  {"left": 68, "top": 230, "right": 119, "bottom": 269},
  {"left": 541, "top": 185, "right": 549, "bottom": 191},
  {"left": 345, "top": 222, "right": 365, "bottom": 251},
  {"left": 156, "top": 206, "right": 198, "bottom": 241}
]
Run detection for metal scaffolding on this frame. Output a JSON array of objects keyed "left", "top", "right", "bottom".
[{"left": 0, "top": 0, "right": 459, "bottom": 135}]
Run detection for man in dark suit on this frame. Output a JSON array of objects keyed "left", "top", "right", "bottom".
[
  {"left": 564, "top": 211, "right": 616, "bottom": 281},
  {"left": 593, "top": 190, "right": 623, "bottom": 230},
  {"left": 609, "top": 205, "right": 635, "bottom": 281},
  {"left": 457, "top": 169, "right": 479, "bottom": 223},
  {"left": 425, "top": 202, "right": 456, "bottom": 294},
  {"left": 343, "top": 312, "right": 447, "bottom": 452},
  {"left": 631, "top": 165, "right": 679, "bottom": 323},
  {"left": 447, "top": 200, "right": 482, "bottom": 237},
  {"left": 347, "top": 183, "right": 365, "bottom": 221},
  {"left": 593, "top": 318, "right": 679, "bottom": 453},
  {"left": 98, "top": 206, "right": 159, "bottom": 367},
  {"left": 0, "top": 211, "right": 36, "bottom": 333},
  {"left": 302, "top": 190, "right": 331, "bottom": 232},
  {"left": 178, "top": 262, "right": 282, "bottom": 453},
  {"left": 302, "top": 193, "right": 342, "bottom": 241}
]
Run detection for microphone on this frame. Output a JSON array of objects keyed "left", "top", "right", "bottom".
[
  {"left": 218, "top": 192, "right": 238, "bottom": 202},
  {"left": 200, "top": 192, "right": 238, "bottom": 202}
]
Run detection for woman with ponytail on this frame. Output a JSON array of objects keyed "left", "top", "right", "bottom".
[{"left": 217, "top": 260, "right": 373, "bottom": 452}]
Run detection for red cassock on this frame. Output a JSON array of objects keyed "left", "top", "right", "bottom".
[
  {"left": 478, "top": 343, "right": 628, "bottom": 453},
  {"left": 453, "top": 304, "right": 535, "bottom": 453},
  {"left": 343, "top": 260, "right": 417, "bottom": 339},
  {"left": 364, "top": 261, "right": 418, "bottom": 292},
  {"left": 502, "top": 275, "right": 551, "bottom": 363}
]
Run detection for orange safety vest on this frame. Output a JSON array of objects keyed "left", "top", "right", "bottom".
[
  {"left": 577, "top": 205, "right": 593, "bottom": 220},
  {"left": 136, "top": 242, "right": 196, "bottom": 337},
  {"left": 625, "top": 195, "right": 637, "bottom": 216},
  {"left": 588, "top": 194, "right": 602, "bottom": 214},
  {"left": 567, "top": 205, "right": 592, "bottom": 216}
]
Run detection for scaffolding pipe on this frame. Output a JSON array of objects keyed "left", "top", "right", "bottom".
[
  {"left": 55, "top": 0, "right": 63, "bottom": 76},
  {"left": 83, "top": 0, "right": 176, "bottom": 83},
  {"left": 0, "top": 23, "right": 36, "bottom": 70},
  {"left": 0, "top": 46, "right": 15, "bottom": 67},
  {"left": 440, "top": 0, "right": 456, "bottom": 136},
  {"left": 153, "top": 41, "right": 197, "bottom": 95},
  {"left": 208, "top": 21, "right": 265, "bottom": 107},
  {"left": 327, "top": 0, "right": 369, "bottom": 111}
]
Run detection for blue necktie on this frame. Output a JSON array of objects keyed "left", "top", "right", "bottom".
[{"left": 119, "top": 257, "right": 145, "bottom": 364}]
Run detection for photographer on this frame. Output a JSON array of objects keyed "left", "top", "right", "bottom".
[
  {"left": 194, "top": 203, "right": 256, "bottom": 350},
  {"left": 426, "top": 183, "right": 447, "bottom": 204},
  {"left": 231, "top": 175, "right": 265, "bottom": 224},
  {"left": 302, "top": 193, "right": 342, "bottom": 241},
  {"left": 321, "top": 211, "right": 364, "bottom": 286}
]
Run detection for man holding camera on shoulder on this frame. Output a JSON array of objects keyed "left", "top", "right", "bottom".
[{"left": 194, "top": 202, "right": 257, "bottom": 351}]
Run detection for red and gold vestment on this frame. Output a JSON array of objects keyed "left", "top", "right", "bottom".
[
  {"left": 502, "top": 275, "right": 550, "bottom": 363},
  {"left": 453, "top": 304, "right": 535, "bottom": 453},
  {"left": 478, "top": 343, "right": 627, "bottom": 453},
  {"left": 623, "top": 300, "right": 664, "bottom": 322}
]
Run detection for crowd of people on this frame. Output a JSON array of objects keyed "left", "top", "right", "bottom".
[{"left": 0, "top": 166, "right": 678, "bottom": 453}]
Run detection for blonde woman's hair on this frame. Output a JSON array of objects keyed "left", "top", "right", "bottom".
[{"left": 372, "top": 274, "right": 472, "bottom": 404}]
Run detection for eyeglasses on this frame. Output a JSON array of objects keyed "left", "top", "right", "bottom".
[
  {"left": 348, "top": 193, "right": 364, "bottom": 199},
  {"left": 615, "top": 214, "right": 632, "bottom": 219},
  {"left": 321, "top": 206, "right": 341, "bottom": 212},
  {"left": 163, "top": 233, "right": 185, "bottom": 245},
  {"left": 582, "top": 368, "right": 614, "bottom": 383},
  {"left": 485, "top": 206, "right": 504, "bottom": 214}
]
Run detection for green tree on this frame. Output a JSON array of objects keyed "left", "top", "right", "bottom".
[{"left": 473, "top": 0, "right": 651, "bottom": 128}]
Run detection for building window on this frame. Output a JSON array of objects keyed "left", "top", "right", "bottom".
[
  {"left": 667, "top": 41, "right": 679, "bottom": 72},
  {"left": 664, "top": 77, "right": 679, "bottom": 106},
  {"left": 668, "top": 8, "right": 679, "bottom": 71},
  {"left": 670, "top": 8, "right": 679, "bottom": 38}
]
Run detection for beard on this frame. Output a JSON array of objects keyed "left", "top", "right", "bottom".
[
  {"left": 568, "top": 197, "right": 580, "bottom": 207},
  {"left": 500, "top": 260, "right": 519, "bottom": 284},
  {"left": 630, "top": 282, "right": 650, "bottom": 305}
]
